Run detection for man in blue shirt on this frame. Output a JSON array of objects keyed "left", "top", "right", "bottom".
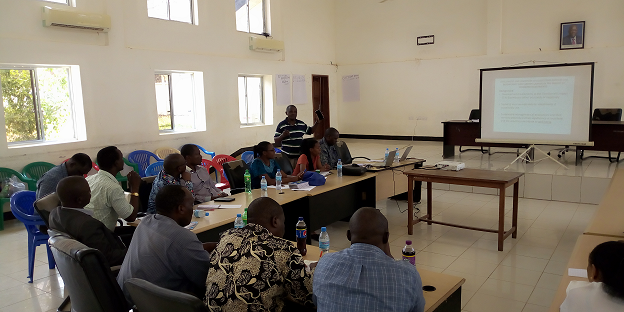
[
  {"left": 313, "top": 207, "right": 426, "bottom": 312},
  {"left": 36, "top": 153, "right": 92, "bottom": 199},
  {"left": 274, "top": 105, "right": 320, "bottom": 164}
]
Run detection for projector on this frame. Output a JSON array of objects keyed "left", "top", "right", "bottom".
[{"left": 435, "top": 161, "right": 465, "bottom": 171}]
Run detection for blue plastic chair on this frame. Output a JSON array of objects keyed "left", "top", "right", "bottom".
[
  {"left": 145, "top": 161, "right": 164, "bottom": 177},
  {"left": 241, "top": 151, "right": 255, "bottom": 164},
  {"left": 194, "top": 144, "right": 216, "bottom": 158},
  {"left": 10, "top": 191, "right": 55, "bottom": 283},
  {"left": 127, "top": 150, "right": 162, "bottom": 177},
  {"left": 275, "top": 148, "right": 282, "bottom": 153}
]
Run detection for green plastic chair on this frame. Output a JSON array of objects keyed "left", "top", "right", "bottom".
[
  {"left": 0, "top": 168, "right": 35, "bottom": 231},
  {"left": 22, "top": 162, "right": 56, "bottom": 182}
]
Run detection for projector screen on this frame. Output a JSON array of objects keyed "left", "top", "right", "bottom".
[{"left": 479, "top": 63, "right": 594, "bottom": 145}]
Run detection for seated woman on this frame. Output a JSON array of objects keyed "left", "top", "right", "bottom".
[
  {"left": 293, "top": 138, "right": 331, "bottom": 175},
  {"left": 560, "top": 240, "right": 624, "bottom": 312},
  {"left": 250, "top": 141, "right": 303, "bottom": 189}
]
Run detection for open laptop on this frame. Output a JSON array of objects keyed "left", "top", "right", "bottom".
[
  {"left": 371, "top": 150, "right": 396, "bottom": 168},
  {"left": 400, "top": 146, "right": 413, "bottom": 162}
]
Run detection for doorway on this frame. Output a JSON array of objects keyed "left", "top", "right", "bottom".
[{"left": 312, "top": 75, "right": 330, "bottom": 140}]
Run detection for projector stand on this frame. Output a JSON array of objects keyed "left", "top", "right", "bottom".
[{"left": 504, "top": 144, "right": 568, "bottom": 170}]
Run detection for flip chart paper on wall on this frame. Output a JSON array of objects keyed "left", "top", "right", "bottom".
[
  {"left": 292, "top": 74, "right": 307, "bottom": 104},
  {"left": 342, "top": 74, "right": 360, "bottom": 102},
  {"left": 276, "top": 74, "right": 291, "bottom": 106}
]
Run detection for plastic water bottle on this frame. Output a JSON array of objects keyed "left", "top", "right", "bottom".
[
  {"left": 384, "top": 148, "right": 389, "bottom": 163},
  {"left": 234, "top": 214, "right": 244, "bottom": 228},
  {"left": 242, "top": 208, "right": 248, "bottom": 225},
  {"left": 260, "top": 176, "right": 267, "bottom": 191},
  {"left": 402, "top": 240, "right": 416, "bottom": 265},
  {"left": 319, "top": 227, "right": 330, "bottom": 257},
  {"left": 296, "top": 217, "right": 307, "bottom": 256},
  {"left": 395, "top": 148, "right": 400, "bottom": 163},
  {"left": 337, "top": 159, "right": 343, "bottom": 177},
  {"left": 244, "top": 170, "right": 251, "bottom": 193},
  {"left": 275, "top": 169, "right": 282, "bottom": 193}
]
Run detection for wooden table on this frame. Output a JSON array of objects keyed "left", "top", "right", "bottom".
[
  {"left": 584, "top": 168, "right": 624, "bottom": 239},
  {"left": 405, "top": 168, "right": 524, "bottom": 251},
  {"left": 549, "top": 234, "right": 616, "bottom": 311},
  {"left": 354, "top": 158, "right": 425, "bottom": 201}
]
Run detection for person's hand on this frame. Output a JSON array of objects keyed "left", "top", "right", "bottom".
[
  {"left": 127, "top": 171, "right": 141, "bottom": 191},
  {"left": 181, "top": 171, "right": 191, "bottom": 181},
  {"left": 281, "top": 130, "right": 290, "bottom": 138},
  {"left": 321, "top": 164, "right": 331, "bottom": 172},
  {"left": 296, "top": 171, "right": 304, "bottom": 180},
  {"left": 308, "top": 262, "right": 318, "bottom": 270},
  {"left": 218, "top": 192, "right": 228, "bottom": 198}
]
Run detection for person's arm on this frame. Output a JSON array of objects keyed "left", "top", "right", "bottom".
[
  {"left": 83, "top": 222, "right": 128, "bottom": 266},
  {"left": 282, "top": 246, "right": 315, "bottom": 308},
  {"left": 274, "top": 125, "right": 290, "bottom": 146},
  {"left": 109, "top": 182, "right": 138, "bottom": 222},
  {"left": 176, "top": 236, "right": 212, "bottom": 291},
  {"left": 181, "top": 171, "right": 194, "bottom": 194},
  {"left": 202, "top": 242, "right": 218, "bottom": 252},
  {"left": 125, "top": 171, "right": 141, "bottom": 221},
  {"left": 262, "top": 173, "right": 277, "bottom": 185}
]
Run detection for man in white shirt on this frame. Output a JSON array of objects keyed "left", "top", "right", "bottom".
[{"left": 180, "top": 144, "right": 228, "bottom": 203}]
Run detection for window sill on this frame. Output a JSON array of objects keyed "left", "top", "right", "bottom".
[
  {"left": 240, "top": 123, "right": 267, "bottom": 129},
  {"left": 8, "top": 138, "right": 85, "bottom": 149},
  {"left": 158, "top": 129, "right": 204, "bottom": 136}
]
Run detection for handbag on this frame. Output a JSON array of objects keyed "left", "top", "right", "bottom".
[{"left": 342, "top": 165, "right": 367, "bottom": 176}]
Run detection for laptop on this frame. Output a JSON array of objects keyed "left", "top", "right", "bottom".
[
  {"left": 400, "top": 146, "right": 413, "bottom": 162},
  {"left": 372, "top": 150, "right": 396, "bottom": 168}
]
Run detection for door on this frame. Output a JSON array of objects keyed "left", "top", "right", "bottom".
[{"left": 312, "top": 75, "right": 330, "bottom": 139}]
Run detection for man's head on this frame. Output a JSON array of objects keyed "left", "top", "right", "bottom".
[
  {"left": 163, "top": 154, "right": 187, "bottom": 177},
  {"left": 56, "top": 176, "right": 91, "bottom": 209},
  {"left": 324, "top": 127, "right": 340, "bottom": 146},
  {"left": 347, "top": 207, "right": 389, "bottom": 248},
  {"left": 569, "top": 25, "right": 578, "bottom": 37},
  {"left": 155, "top": 185, "right": 194, "bottom": 226},
  {"left": 181, "top": 144, "right": 202, "bottom": 167},
  {"left": 65, "top": 153, "right": 92, "bottom": 176},
  {"left": 97, "top": 146, "right": 124, "bottom": 172},
  {"left": 247, "top": 197, "right": 285, "bottom": 237},
  {"left": 286, "top": 105, "right": 297, "bottom": 121}
]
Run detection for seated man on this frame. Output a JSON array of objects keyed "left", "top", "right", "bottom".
[
  {"left": 36, "top": 153, "right": 92, "bottom": 199},
  {"left": 313, "top": 207, "right": 426, "bottom": 312},
  {"left": 205, "top": 197, "right": 314, "bottom": 311},
  {"left": 84, "top": 146, "right": 141, "bottom": 246},
  {"left": 147, "top": 154, "right": 193, "bottom": 214},
  {"left": 117, "top": 185, "right": 214, "bottom": 304},
  {"left": 180, "top": 144, "right": 227, "bottom": 203},
  {"left": 319, "top": 127, "right": 340, "bottom": 169},
  {"left": 49, "top": 176, "right": 127, "bottom": 266}
]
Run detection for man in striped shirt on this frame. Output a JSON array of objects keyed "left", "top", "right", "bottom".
[{"left": 274, "top": 105, "right": 319, "bottom": 163}]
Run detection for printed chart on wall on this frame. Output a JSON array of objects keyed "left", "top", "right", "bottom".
[
  {"left": 342, "top": 74, "right": 360, "bottom": 102},
  {"left": 292, "top": 74, "right": 307, "bottom": 104},
  {"left": 276, "top": 74, "right": 291, "bottom": 106}
]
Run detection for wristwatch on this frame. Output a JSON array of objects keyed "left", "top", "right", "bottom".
[{"left": 130, "top": 192, "right": 139, "bottom": 197}]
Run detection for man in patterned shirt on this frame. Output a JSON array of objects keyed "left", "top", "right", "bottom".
[
  {"left": 274, "top": 105, "right": 319, "bottom": 165},
  {"left": 147, "top": 154, "right": 194, "bottom": 214},
  {"left": 313, "top": 207, "right": 425, "bottom": 312},
  {"left": 319, "top": 127, "right": 340, "bottom": 169},
  {"left": 205, "top": 197, "right": 315, "bottom": 311}
]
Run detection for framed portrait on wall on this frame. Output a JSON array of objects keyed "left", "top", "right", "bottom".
[{"left": 560, "top": 21, "right": 585, "bottom": 50}]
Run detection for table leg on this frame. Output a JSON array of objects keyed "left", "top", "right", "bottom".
[
  {"left": 512, "top": 181, "right": 519, "bottom": 239},
  {"left": 498, "top": 187, "right": 505, "bottom": 251},
  {"left": 427, "top": 182, "right": 432, "bottom": 225},
  {"left": 408, "top": 176, "right": 414, "bottom": 235}
]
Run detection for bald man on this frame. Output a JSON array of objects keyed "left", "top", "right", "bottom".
[
  {"left": 147, "top": 153, "right": 194, "bottom": 214},
  {"left": 313, "top": 207, "right": 425, "bottom": 312},
  {"left": 205, "top": 197, "right": 315, "bottom": 311},
  {"left": 49, "top": 176, "right": 127, "bottom": 266}
]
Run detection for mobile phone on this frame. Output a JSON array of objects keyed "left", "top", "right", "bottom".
[
  {"left": 315, "top": 109, "right": 324, "bottom": 120},
  {"left": 214, "top": 197, "right": 235, "bottom": 202}
]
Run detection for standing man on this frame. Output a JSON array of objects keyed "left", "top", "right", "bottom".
[
  {"left": 274, "top": 105, "right": 320, "bottom": 165},
  {"left": 147, "top": 154, "right": 193, "bottom": 214},
  {"left": 180, "top": 144, "right": 227, "bottom": 203},
  {"left": 36, "top": 153, "right": 92, "bottom": 199},
  {"left": 319, "top": 127, "right": 340, "bottom": 169}
]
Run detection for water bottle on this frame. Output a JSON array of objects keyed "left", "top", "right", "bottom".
[
  {"left": 395, "top": 148, "right": 400, "bottom": 163},
  {"left": 384, "top": 148, "right": 389, "bottom": 163},
  {"left": 296, "top": 217, "right": 307, "bottom": 256},
  {"left": 234, "top": 214, "right": 244, "bottom": 228},
  {"left": 275, "top": 169, "right": 282, "bottom": 193},
  {"left": 319, "top": 227, "right": 330, "bottom": 257},
  {"left": 244, "top": 170, "right": 251, "bottom": 193},
  {"left": 260, "top": 176, "right": 267, "bottom": 191},
  {"left": 242, "top": 208, "right": 248, "bottom": 225},
  {"left": 337, "top": 159, "right": 343, "bottom": 177},
  {"left": 402, "top": 240, "right": 416, "bottom": 265}
]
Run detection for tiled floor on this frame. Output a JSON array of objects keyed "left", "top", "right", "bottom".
[{"left": 0, "top": 139, "right": 609, "bottom": 312}]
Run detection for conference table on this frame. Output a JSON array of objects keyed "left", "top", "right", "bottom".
[
  {"left": 353, "top": 158, "right": 426, "bottom": 202},
  {"left": 405, "top": 168, "right": 523, "bottom": 251},
  {"left": 583, "top": 167, "right": 624, "bottom": 239}
]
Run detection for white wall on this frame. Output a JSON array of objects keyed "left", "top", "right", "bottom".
[
  {"left": 0, "top": 0, "right": 337, "bottom": 170},
  {"left": 334, "top": 0, "right": 624, "bottom": 137}
]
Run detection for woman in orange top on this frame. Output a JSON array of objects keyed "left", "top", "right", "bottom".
[{"left": 293, "top": 138, "right": 330, "bottom": 175}]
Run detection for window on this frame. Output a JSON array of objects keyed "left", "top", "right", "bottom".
[
  {"left": 147, "top": 0, "right": 194, "bottom": 24},
  {"left": 1, "top": 67, "right": 79, "bottom": 144},
  {"left": 42, "top": 0, "right": 71, "bottom": 5},
  {"left": 155, "top": 71, "right": 205, "bottom": 133},
  {"left": 238, "top": 75, "right": 264, "bottom": 125},
  {"left": 235, "top": 0, "right": 266, "bottom": 34}
]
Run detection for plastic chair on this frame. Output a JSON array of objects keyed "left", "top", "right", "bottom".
[
  {"left": 201, "top": 159, "right": 230, "bottom": 190},
  {"left": 193, "top": 144, "right": 216, "bottom": 159},
  {"left": 241, "top": 151, "right": 255, "bottom": 164},
  {"left": 0, "top": 168, "right": 35, "bottom": 231},
  {"left": 128, "top": 150, "right": 162, "bottom": 177},
  {"left": 154, "top": 147, "right": 180, "bottom": 159},
  {"left": 275, "top": 148, "right": 282, "bottom": 153},
  {"left": 212, "top": 154, "right": 236, "bottom": 166},
  {"left": 10, "top": 191, "right": 55, "bottom": 283},
  {"left": 22, "top": 162, "right": 56, "bottom": 181},
  {"left": 145, "top": 161, "right": 164, "bottom": 177},
  {"left": 97, "top": 158, "right": 140, "bottom": 187}
]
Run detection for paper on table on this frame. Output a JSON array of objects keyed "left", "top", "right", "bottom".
[
  {"left": 292, "top": 186, "right": 316, "bottom": 191},
  {"left": 197, "top": 204, "right": 242, "bottom": 210},
  {"left": 568, "top": 268, "right": 588, "bottom": 278},
  {"left": 267, "top": 185, "right": 290, "bottom": 190},
  {"left": 320, "top": 172, "right": 331, "bottom": 177}
]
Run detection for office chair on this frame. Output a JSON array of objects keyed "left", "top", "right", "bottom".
[
  {"left": 275, "top": 154, "right": 294, "bottom": 175},
  {"left": 222, "top": 160, "right": 250, "bottom": 194},
  {"left": 125, "top": 278, "right": 208, "bottom": 312},
  {"left": 33, "top": 192, "right": 61, "bottom": 228},
  {"left": 459, "top": 109, "right": 486, "bottom": 154},
  {"left": 335, "top": 141, "right": 370, "bottom": 165},
  {"left": 581, "top": 108, "right": 623, "bottom": 162}
]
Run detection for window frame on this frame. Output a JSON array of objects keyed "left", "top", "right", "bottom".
[
  {"left": 237, "top": 0, "right": 268, "bottom": 35},
  {"left": 41, "top": 0, "right": 72, "bottom": 6},
  {"left": 0, "top": 65, "right": 79, "bottom": 145},
  {"left": 147, "top": 0, "right": 196, "bottom": 25},
  {"left": 238, "top": 74, "right": 264, "bottom": 126},
  {"left": 154, "top": 70, "right": 203, "bottom": 134}
]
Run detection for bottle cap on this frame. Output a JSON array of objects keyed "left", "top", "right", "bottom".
[
  {"left": 338, "top": 159, "right": 341, "bottom": 161},
  {"left": 298, "top": 217, "right": 304, "bottom": 220},
  {"left": 237, "top": 214, "right": 242, "bottom": 217},
  {"left": 406, "top": 240, "right": 412, "bottom": 245},
  {"left": 205, "top": 212, "right": 209, "bottom": 216},
  {"left": 244, "top": 208, "right": 248, "bottom": 211},
  {"left": 321, "top": 227, "right": 326, "bottom": 231}
]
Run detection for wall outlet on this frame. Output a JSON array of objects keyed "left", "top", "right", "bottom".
[{"left": 416, "top": 116, "right": 427, "bottom": 120}]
